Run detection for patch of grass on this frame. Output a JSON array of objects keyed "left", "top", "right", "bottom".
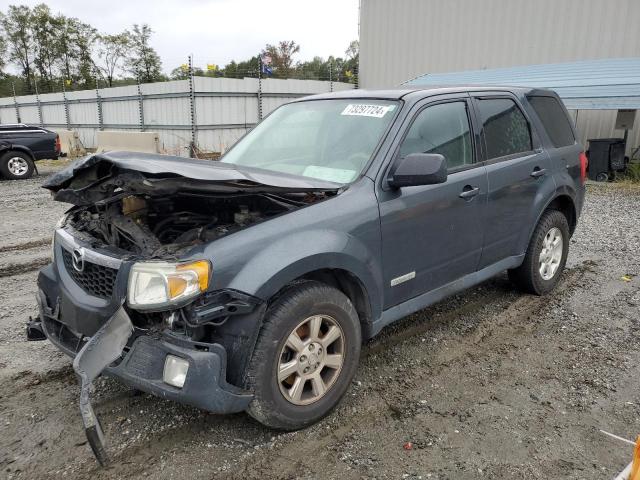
[
  {"left": 615, "top": 162, "right": 640, "bottom": 184},
  {"left": 37, "top": 157, "right": 74, "bottom": 168}
]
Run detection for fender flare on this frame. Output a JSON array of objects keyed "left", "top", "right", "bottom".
[
  {"left": 0, "top": 143, "right": 36, "bottom": 161},
  {"left": 523, "top": 185, "right": 577, "bottom": 254}
]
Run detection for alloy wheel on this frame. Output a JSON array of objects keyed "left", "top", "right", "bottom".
[
  {"left": 539, "top": 226, "right": 563, "bottom": 280},
  {"left": 7, "top": 157, "right": 29, "bottom": 176},
  {"left": 277, "top": 314, "right": 345, "bottom": 406}
]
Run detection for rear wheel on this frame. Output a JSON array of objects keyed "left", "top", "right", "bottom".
[
  {"left": 508, "top": 209, "right": 569, "bottom": 295},
  {"left": 0, "top": 151, "right": 35, "bottom": 180},
  {"left": 246, "top": 281, "right": 361, "bottom": 430}
]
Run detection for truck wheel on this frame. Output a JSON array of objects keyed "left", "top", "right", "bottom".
[
  {"left": 246, "top": 281, "right": 361, "bottom": 430},
  {"left": 508, "top": 210, "right": 569, "bottom": 295},
  {"left": 0, "top": 151, "right": 35, "bottom": 180}
]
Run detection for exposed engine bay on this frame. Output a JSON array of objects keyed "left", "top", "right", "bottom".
[
  {"left": 66, "top": 190, "right": 323, "bottom": 256},
  {"left": 45, "top": 152, "right": 341, "bottom": 257}
]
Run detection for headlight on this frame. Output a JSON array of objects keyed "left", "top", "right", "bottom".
[{"left": 127, "top": 260, "right": 210, "bottom": 310}]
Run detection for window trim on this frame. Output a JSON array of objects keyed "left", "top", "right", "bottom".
[
  {"left": 471, "top": 94, "right": 538, "bottom": 164},
  {"left": 392, "top": 97, "right": 479, "bottom": 174}
]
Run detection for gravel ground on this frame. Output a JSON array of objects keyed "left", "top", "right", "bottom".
[{"left": 0, "top": 167, "right": 639, "bottom": 480}]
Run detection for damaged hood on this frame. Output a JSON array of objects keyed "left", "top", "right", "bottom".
[{"left": 44, "top": 151, "right": 342, "bottom": 205}]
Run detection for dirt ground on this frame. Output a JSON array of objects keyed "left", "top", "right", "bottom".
[{"left": 1, "top": 164, "right": 639, "bottom": 479}]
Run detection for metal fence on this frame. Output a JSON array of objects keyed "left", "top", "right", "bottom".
[{"left": 0, "top": 76, "right": 354, "bottom": 156}]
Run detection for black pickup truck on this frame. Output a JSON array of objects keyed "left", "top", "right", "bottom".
[{"left": 0, "top": 124, "right": 61, "bottom": 180}]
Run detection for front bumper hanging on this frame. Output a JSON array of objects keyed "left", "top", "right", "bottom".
[{"left": 72, "top": 305, "right": 133, "bottom": 466}]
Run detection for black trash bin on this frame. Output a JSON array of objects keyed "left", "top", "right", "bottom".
[{"left": 587, "top": 138, "right": 626, "bottom": 181}]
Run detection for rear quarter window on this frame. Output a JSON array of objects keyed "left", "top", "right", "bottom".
[{"left": 527, "top": 96, "right": 575, "bottom": 148}]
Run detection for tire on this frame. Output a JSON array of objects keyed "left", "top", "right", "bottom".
[
  {"left": 0, "top": 151, "right": 35, "bottom": 180},
  {"left": 246, "top": 281, "right": 361, "bottom": 430},
  {"left": 508, "top": 209, "right": 570, "bottom": 295},
  {"left": 595, "top": 172, "right": 609, "bottom": 182}
]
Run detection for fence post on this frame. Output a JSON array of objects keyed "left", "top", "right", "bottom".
[
  {"left": 12, "top": 83, "right": 21, "bottom": 123},
  {"left": 137, "top": 78, "right": 145, "bottom": 132},
  {"left": 95, "top": 74, "right": 103, "bottom": 130},
  {"left": 34, "top": 77, "right": 43, "bottom": 127},
  {"left": 257, "top": 54, "right": 263, "bottom": 121},
  {"left": 188, "top": 54, "right": 197, "bottom": 157},
  {"left": 329, "top": 59, "right": 333, "bottom": 92},
  {"left": 62, "top": 81, "right": 70, "bottom": 129}
]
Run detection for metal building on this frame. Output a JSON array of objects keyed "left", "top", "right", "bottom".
[
  {"left": 360, "top": 0, "right": 640, "bottom": 89},
  {"left": 359, "top": 0, "right": 640, "bottom": 155},
  {"left": 406, "top": 57, "right": 640, "bottom": 153}
]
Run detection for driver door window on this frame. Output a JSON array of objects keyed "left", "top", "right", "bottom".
[{"left": 399, "top": 101, "right": 473, "bottom": 170}]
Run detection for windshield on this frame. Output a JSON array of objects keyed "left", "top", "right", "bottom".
[{"left": 220, "top": 99, "right": 399, "bottom": 184}]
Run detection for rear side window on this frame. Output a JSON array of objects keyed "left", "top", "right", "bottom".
[
  {"left": 527, "top": 95, "right": 575, "bottom": 148},
  {"left": 477, "top": 98, "right": 532, "bottom": 159}
]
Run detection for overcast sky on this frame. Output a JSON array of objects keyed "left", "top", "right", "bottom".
[{"left": 8, "top": 0, "right": 360, "bottom": 71}]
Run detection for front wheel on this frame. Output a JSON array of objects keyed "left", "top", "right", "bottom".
[
  {"left": 0, "top": 151, "right": 35, "bottom": 180},
  {"left": 508, "top": 210, "right": 570, "bottom": 295},
  {"left": 246, "top": 281, "right": 361, "bottom": 430}
]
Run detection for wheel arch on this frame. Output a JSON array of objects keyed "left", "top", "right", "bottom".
[
  {"left": 524, "top": 190, "right": 578, "bottom": 255},
  {"left": 1, "top": 145, "right": 36, "bottom": 161},
  {"left": 277, "top": 268, "right": 375, "bottom": 340},
  {"left": 545, "top": 194, "right": 577, "bottom": 236}
]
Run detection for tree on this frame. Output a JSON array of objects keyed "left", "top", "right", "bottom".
[
  {"left": 0, "top": 28, "right": 7, "bottom": 74},
  {"left": 54, "top": 15, "right": 97, "bottom": 89},
  {"left": 264, "top": 40, "right": 300, "bottom": 78},
  {"left": 126, "top": 24, "right": 162, "bottom": 83},
  {"left": 343, "top": 40, "right": 359, "bottom": 84},
  {"left": 169, "top": 64, "right": 203, "bottom": 80},
  {"left": 221, "top": 56, "right": 259, "bottom": 79},
  {"left": 31, "top": 4, "right": 59, "bottom": 91},
  {"left": 345, "top": 40, "right": 358, "bottom": 61},
  {"left": 296, "top": 56, "right": 328, "bottom": 80},
  {"left": 1, "top": 5, "right": 35, "bottom": 93},
  {"left": 96, "top": 32, "right": 131, "bottom": 86}
]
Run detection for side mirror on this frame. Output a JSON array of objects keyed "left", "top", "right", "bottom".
[{"left": 387, "top": 153, "right": 448, "bottom": 188}]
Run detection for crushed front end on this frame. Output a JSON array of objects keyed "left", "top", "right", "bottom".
[
  {"left": 33, "top": 152, "right": 338, "bottom": 464},
  {"left": 35, "top": 225, "right": 260, "bottom": 464},
  {"left": 37, "top": 225, "right": 259, "bottom": 409}
]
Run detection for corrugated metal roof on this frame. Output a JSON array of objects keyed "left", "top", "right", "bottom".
[{"left": 406, "top": 57, "right": 640, "bottom": 110}]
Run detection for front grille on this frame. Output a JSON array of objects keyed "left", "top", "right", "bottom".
[{"left": 62, "top": 248, "right": 118, "bottom": 299}]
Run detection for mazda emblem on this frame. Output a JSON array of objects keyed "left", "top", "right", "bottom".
[{"left": 72, "top": 248, "right": 85, "bottom": 272}]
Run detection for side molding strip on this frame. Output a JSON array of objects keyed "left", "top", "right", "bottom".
[{"left": 390, "top": 271, "right": 416, "bottom": 286}]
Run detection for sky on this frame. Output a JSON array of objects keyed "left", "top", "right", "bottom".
[{"left": 4, "top": 0, "right": 360, "bottom": 72}]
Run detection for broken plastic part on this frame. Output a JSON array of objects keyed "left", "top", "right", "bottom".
[
  {"left": 72, "top": 306, "right": 133, "bottom": 466},
  {"left": 26, "top": 316, "right": 47, "bottom": 341}
]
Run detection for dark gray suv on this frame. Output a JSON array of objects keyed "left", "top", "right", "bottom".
[{"left": 34, "top": 86, "right": 586, "bottom": 464}]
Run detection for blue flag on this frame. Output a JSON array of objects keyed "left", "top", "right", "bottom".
[{"left": 260, "top": 54, "right": 273, "bottom": 76}]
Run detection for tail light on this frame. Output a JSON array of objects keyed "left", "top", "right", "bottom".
[
  {"left": 579, "top": 151, "right": 588, "bottom": 184},
  {"left": 55, "top": 134, "right": 61, "bottom": 153}
]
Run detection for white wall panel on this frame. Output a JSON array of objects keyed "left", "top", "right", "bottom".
[
  {"left": 0, "top": 78, "right": 353, "bottom": 153},
  {"left": 102, "top": 100, "right": 139, "bottom": 126},
  {"left": 19, "top": 105, "right": 40, "bottom": 124},
  {"left": 569, "top": 109, "right": 640, "bottom": 156}
]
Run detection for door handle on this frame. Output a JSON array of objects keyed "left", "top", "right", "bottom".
[
  {"left": 530, "top": 167, "right": 547, "bottom": 178},
  {"left": 459, "top": 186, "right": 480, "bottom": 199}
]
